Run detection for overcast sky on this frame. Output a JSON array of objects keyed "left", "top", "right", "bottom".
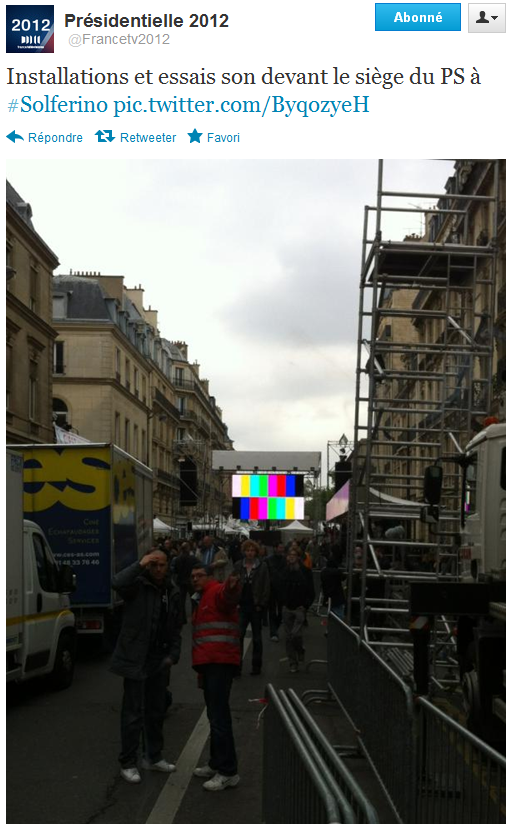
[{"left": 7, "top": 159, "right": 454, "bottom": 477}]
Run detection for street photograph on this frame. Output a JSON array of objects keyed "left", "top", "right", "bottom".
[{"left": 6, "top": 159, "right": 506, "bottom": 824}]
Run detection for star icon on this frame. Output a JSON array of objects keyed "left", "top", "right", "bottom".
[{"left": 188, "top": 128, "right": 203, "bottom": 143}]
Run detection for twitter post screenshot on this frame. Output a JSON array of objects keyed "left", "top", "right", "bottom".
[{"left": 4, "top": 2, "right": 509, "bottom": 824}]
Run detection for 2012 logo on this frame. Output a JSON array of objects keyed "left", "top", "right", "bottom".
[{"left": 6, "top": 5, "right": 54, "bottom": 53}]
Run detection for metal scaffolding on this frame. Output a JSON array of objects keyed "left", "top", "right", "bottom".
[{"left": 346, "top": 160, "right": 501, "bottom": 694}]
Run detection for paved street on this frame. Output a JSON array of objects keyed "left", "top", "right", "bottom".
[{"left": 7, "top": 611, "right": 397, "bottom": 824}]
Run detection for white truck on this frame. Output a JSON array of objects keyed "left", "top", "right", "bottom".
[
  {"left": 458, "top": 422, "right": 506, "bottom": 743},
  {"left": 460, "top": 422, "right": 506, "bottom": 583},
  {"left": 6, "top": 449, "right": 77, "bottom": 688},
  {"left": 411, "top": 422, "right": 506, "bottom": 746}
]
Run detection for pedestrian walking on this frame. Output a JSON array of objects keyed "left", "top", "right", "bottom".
[
  {"left": 265, "top": 542, "right": 286, "bottom": 641},
  {"left": 301, "top": 543, "right": 313, "bottom": 571},
  {"left": 110, "top": 549, "right": 182, "bottom": 784},
  {"left": 228, "top": 538, "right": 244, "bottom": 564},
  {"left": 233, "top": 540, "right": 270, "bottom": 675},
  {"left": 320, "top": 556, "right": 346, "bottom": 620},
  {"left": 279, "top": 547, "right": 315, "bottom": 673},
  {"left": 196, "top": 535, "right": 233, "bottom": 582},
  {"left": 190, "top": 563, "right": 242, "bottom": 791},
  {"left": 174, "top": 541, "right": 197, "bottom": 624}
]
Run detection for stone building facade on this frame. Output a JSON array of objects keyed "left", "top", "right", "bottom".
[
  {"left": 6, "top": 181, "right": 58, "bottom": 445},
  {"left": 51, "top": 273, "right": 232, "bottom": 528},
  {"left": 372, "top": 160, "right": 505, "bottom": 508}
]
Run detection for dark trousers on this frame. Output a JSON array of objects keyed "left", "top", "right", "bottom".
[
  {"left": 179, "top": 584, "right": 191, "bottom": 624},
  {"left": 282, "top": 606, "right": 306, "bottom": 666},
  {"left": 268, "top": 594, "right": 283, "bottom": 637},
  {"left": 239, "top": 606, "right": 263, "bottom": 673},
  {"left": 202, "top": 664, "right": 238, "bottom": 776},
  {"left": 119, "top": 668, "right": 170, "bottom": 768}
]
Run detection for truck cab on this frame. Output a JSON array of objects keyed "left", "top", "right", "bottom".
[
  {"left": 7, "top": 450, "right": 76, "bottom": 688},
  {"left": 460, "top": 422, "right": 506, "bottom": 582},
  {"left": 457, "top": 422, "right": 506, "bottom": 745}
]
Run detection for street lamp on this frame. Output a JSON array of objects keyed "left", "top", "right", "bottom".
[{"left": 327, "top": 434, "right": 351, "bottom": 490}]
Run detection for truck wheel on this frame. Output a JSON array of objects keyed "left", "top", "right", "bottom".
[
  {"left": 50, "top": 633, "right": 76, "bottom": 690},
  {"left": 462, "top": 670, "right": 482, "bottom": 735}
]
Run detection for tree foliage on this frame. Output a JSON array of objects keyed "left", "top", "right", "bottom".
[{"left": 304, "top": 480, "right": 334, "bottom": 521}]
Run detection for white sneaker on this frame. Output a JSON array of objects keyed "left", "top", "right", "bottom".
[
  {"left": 142, "top": 758, "right": 176, "bottom": 773},
  {"left": 203, "top": 773, "right": 240, "bottom": 791},
  {"left": 120, "top": 767, "right": 142, "bottom": 783},
  {"left": 193, "top": 765, "right": 217, "bottom": 778}
]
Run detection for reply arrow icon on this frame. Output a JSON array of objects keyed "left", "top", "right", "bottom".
[{"left": 7, "top": 130, "right": 24, "bottom": 143}]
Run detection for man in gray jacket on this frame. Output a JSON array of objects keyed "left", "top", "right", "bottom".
[
  {"left": 233, "top": 540, "right": 270, "bottom": 675},
  {"left": 110, "top": 549, "right": 183, "bottom": 784}
]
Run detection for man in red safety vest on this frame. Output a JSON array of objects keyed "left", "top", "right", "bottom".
[{"left": 190, "top": 563, "right": 242, "bottom": 791}]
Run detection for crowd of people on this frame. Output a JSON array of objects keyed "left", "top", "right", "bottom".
[
  {"left": 110, "top": 531, "right": 342, "bottom": 792},
  {"left": 151, "top": 532, "right": 325, "bottom": 673}
]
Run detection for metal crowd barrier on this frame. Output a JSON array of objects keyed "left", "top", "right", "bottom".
[
  {"left": 325, "top": 615, "right": 506, "bottom": 824},
  {"left": 326, "top": 614, "right": 417, "bottom": 824},
  {"left": 263, "top": 684, "right": 380, "bottom": 824},
  {"left": 415, "top": 697, "right": 506, "bottom": 824}
]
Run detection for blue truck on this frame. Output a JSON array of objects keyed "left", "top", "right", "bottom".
[{"left": 14, "top": 443, "right": 153, "bottom": 639}]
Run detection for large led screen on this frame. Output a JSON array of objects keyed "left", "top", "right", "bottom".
[{"left": 231, "top": 474, "right": 305, "bottom": 520}]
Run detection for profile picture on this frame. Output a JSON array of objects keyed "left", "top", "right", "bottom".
[{"left": 6, "top": 5, "right": 54, "bottom": 53}]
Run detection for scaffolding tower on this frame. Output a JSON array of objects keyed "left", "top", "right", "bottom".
[{"left": 346, "top": 160, "right": 501, "bottom": 694}]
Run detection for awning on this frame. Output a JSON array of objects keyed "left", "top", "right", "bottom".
[{"left": 325, "top": 481, "right": 422, "bottom": 521}]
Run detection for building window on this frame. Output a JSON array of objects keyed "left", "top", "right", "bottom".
[
  {"left": 53, "top": 398, "right": 69, "bottom": 428},
  {"left": 115, "top": 348, "right": 121, "bottom": 382},
  {"left": 29, "top": 266, "right": 38, "bottom": 313},
  {"left": 53, "top": 294, "right": 67, "bottom": 319},
  {"left": 175, "top": 367, "right": 184, "bottom": 386},
  {"left": 114, "top": 412, "right": 121, "bottom": 445},
  {"left": 177, "top": 396, "right": 185, "bottom": 415},
  {"left": 29, "top": 360, "right": 38, "bottom": 420},
  {"left": 53, "top": 341, "right": 65, "bottom": 374},
  {"left": 32, "top": 533, "right": 59, "bottom": 592},
  {"left": 125, "top": 419, "right": 130, "bottom": 452},
  {"left": 176, "top": 427, "right": 185, "bottom": 442},
  {"left": 142, "top": 429, "right": 147, "bottom": 464},
  {"left": 6, "top": 341, "right": 13, "bottom": 410},
  {"left": 142, "top": 376, "right": 147, "bottom": 404},
  {"left": 134, "top": 425, "right": 139, "bottom": 458},
  {"left": 134, "top": 368, "right": 139, "bottom": 399},
  {"left": 125, "top": 359, "right": 131, "bottom": 391}
]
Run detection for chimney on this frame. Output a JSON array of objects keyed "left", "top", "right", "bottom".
[{"left": 174, "top": 341, "right": 188, "bottom": 359}]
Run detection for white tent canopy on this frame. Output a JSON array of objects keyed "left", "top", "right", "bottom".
[
  {"left": 153, "top": 517, "right": 174, "bottom": 534},
  {"left": 278, "top": 520, "right": 314, "bottom": 534}
]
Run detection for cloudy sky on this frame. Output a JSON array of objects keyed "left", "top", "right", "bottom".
[{"left": 7, "top": 159, "right": 453, "bottom": 476}]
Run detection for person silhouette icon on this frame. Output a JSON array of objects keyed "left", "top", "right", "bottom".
[{"left": 476, "top": 11, "right": 489, "bottom": 22}]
